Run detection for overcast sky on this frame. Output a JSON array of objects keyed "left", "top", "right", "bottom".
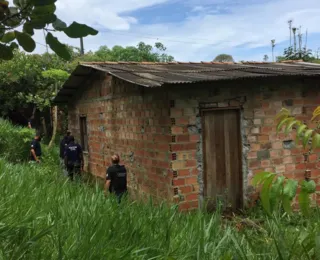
[{"left": 30, "top": 0, "right": 320, "bottom": 62}]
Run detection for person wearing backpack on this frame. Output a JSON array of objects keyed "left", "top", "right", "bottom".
[
  {"left": 64, "top": 136, "right": 84, "bottom": 181},
  {"left": 30, "top": 134, "right": 42, "bottom": 163},
  {"left": 104, "top": 154, "right": 127, "bottom": 203},
  {"left": 60, "top": 130, "right": 71, "bottom": 175}
]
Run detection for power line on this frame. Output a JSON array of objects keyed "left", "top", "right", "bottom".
[{"left": 35, "top": 41, "right": 47, "bottom": 47}]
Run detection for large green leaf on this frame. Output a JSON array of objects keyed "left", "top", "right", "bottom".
[
  {"left": 23, "top": 22, "right": 34, "bottom": 36},
  {"left": 1, "top": 31, "right": 16, "bottom": 43},
  {"left": 297, "top": 124, "right": 307, "bottom": 137},
  {"left": 252, "top": 172, "right": 273, "bottom": 186},
  {"left": 283, "top": 179, "right": 298, "bottom": 200},
  {"left": 312, "top": 133, "right": 320, "bottom": 149},
  {"left": 30, "top": 13, "right": 57, "bottom": 25},
  {"left": 301, "top": 180, "right": 316, "bottom": 194},
  {"left": 63, "top": 22, "right": 98, "bottom": 38},
  {"left": 52, "top": 18, "right": 67, "bottom": 31},
  {"left": 276, "top": 108, "right": 290, "bottom": 121},
  {"left": 32, "top": 3, "right": 56, "bottom": 15},
  {"left": 302, "top": 129, "right": 313, "bottom": 148},
  {"left": 298, "top": 190, "right": 310, "bottom": 217},
  {"left": 33, "top": 0, "right": 57, "bottom": 6},
  {"left": 282, "top": 179, "right": 298, "bottom": 214},
  {"left": 282, "top": 196, "right": 292, "bottom": 214},
  {"left": 45, "top": 32, "right": 71, "bottom": 61},
  {"left": 285, "top": 120, "right": 298, "bottom": 135},
  {"left": 0, "top": 43, "right": 14, "bottom": 60},
  {"left": 277, "top": 117, "right": 293, "bottom": 133},
  {"left": 269, "top": 176, "right": 285, "bottom": 212},
  {"left": 260, "top": 174, "right": 276, "bottom": 215},
  {"left": 15, "top": 31, "right": 36, "bottom": 52}
]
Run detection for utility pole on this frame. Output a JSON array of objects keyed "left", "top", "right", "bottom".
[
  {"left": 298, "top": 26, "right": 302, "bottom": 58},
  {"left": 288, "top": 20, "right": 293, "bottom": 47},
  {"left": 271, "top": 39, "right": 276, "bottom": 62},
  {"left": 42, "top": 29, "right": 49, "bottom": 54},
  {"left": 292, "top": 27, "right": 297, "bottom": 53},
  {"left": 305, "top": 29, "right": 308, "bottom": 50},
  {"left": 80, "top": 37, "right": 84, "bottom": 55}
]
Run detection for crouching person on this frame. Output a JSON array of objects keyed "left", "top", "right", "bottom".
[
  {"left": 64, "top": 136, "right": 84, "bottom": 181},
  {"left": 104, "top": 155, "right": 127, "bottom": 203}
]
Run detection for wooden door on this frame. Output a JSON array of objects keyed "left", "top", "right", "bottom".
[{"left": 202, "top": 109, "right": 242, "bottom": 211}]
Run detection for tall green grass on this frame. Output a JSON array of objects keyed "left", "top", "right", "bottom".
[
  {"left": 0, "top": 119, "right": 320, "bottom": 259},
  {"left": 0, "top": 119, "right": 34, "bottom": 162}
]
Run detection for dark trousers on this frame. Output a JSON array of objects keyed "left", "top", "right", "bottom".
[
  {"left": 67, "top": 163, "right": 81, "bottom": 181},
  {"left": 114, "top": 191, "right": 127, "bottom": 204}
]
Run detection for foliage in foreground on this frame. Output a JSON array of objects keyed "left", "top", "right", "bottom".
[
  {"left": 252, "top": 171, "right": 316, "bottom": 217},
  {"left": 253, "top": 107, "right": 320, "bottom": 217},
  {"left": 0, "top": 118, "right": 34, "bottom": 162},
  {"left": 0, "top": 0, "right": 98, "bottom": 60},
  {"left": 0, "top": 156, "right": 320, "bottom": 260}
]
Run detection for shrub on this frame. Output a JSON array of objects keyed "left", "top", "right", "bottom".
[{"left": 0, "top": 119, "right": 35, "bottom": 162}]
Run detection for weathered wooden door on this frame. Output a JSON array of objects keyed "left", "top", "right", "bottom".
[{"left": 202, "top": 109, "right": 242, "bottom": 211}]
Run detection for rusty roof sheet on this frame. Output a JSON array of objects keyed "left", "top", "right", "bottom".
[{"left": 54, "top": 61, "right": 320, "bottom": 103}]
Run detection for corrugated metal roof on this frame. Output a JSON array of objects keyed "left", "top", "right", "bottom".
[{"left": 54, "top": 61, "right": 320, "bottom": 103}]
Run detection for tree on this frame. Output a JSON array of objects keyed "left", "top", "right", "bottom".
[
  {"left": 81, "top": 42, "right": 174, "bottom": 62},
  {"left": 263, "top": 55, "right": 269, "bottom": 62},
  {"left": 0, "top": 49, "right": 75, "bottom": 126},
  {"left": 271, "top": 39, "right": 276, "bottom": 62},
  {"left": 41, "top": 69, "right": 69, "bottom": 148},
  {"left": 0, "top": 0, "right": 98, "bottom": 60},
  {"left": 213, "top": 54, "right": 234, "bottom": 62},
  {"left": 0, "top": 42, "right": 175, "bottom": 128}
]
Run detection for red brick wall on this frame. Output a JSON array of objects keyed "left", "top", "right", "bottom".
[
  {"left": 68, "top": 72, "right": 173, "bottom": 201},
  {"left": 168, "top": 78, "right": 320, "bottom": 210}
]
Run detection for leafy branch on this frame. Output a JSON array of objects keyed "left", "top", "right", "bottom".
[
  {"left": 253, "top": 107, "right": 320, "bottom": 217},
  {"left": 276, "top": 107, "right": 320, "bottom": 150},
  {"left": 0, "top": 0, "right": 98, "bottom": 60}
]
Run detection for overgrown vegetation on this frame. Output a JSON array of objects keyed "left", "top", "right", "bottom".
[
  {"left": 0, "top": 118, "right": 34, "bottom": 162},
  {"left": 0, "top": 119, "right": 320, "bottom": 259},
  {"left": 252, "top": 107, "right": 320, "bottom": 217},
  {"left": 0, "top": 42, "right": 174, "bottom": 130}
]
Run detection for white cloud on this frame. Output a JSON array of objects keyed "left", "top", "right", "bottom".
[
  {"left": 30, "top": 0, "right": 320, "bottom": 62},
  {"left": 55, "top": 0, "right": 170, "bottom": 30},
  {"left": 191, "top": 6, "right": 205, "bottom": 12}
]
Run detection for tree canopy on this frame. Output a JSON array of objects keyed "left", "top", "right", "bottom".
[
  {"left": 213, "top": 54, "right": 234, "bottom": 62},
  {"left": 0, "top": 41, "right": 174, "bottom": 123},
  {"left": 83, "top": 42, "right": 174, "bottom": 62},
  {"left": 0, "top": 0, "right": 98, "bottom": 60}
]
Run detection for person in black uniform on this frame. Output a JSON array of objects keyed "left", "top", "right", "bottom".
[
  {"left": 60, "top": 130, "right": 71, "bottom": 160},
  {"left": 30, "top": 134, "right": 42, "bottom": 163},
  {"left": 104, "top": 154, "right": 127, "bottom": 203},
  {"left": 64, "top": 136, "right": 84, "bottom": 181},
  {"left": 60, "top": 130, "right": 71, "bottom": 171}
]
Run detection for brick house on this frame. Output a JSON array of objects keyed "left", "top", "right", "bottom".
[{"left": 54, "top": 61, "right": 320, "bottom": 211}]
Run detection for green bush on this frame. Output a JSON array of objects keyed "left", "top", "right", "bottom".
[{"left": 0, "top": 119, "right": 35, "bottom": 162}]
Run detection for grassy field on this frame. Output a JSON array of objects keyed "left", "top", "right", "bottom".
[{"left": 0, "top": 120, "right": 320, "bottom": 259}]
